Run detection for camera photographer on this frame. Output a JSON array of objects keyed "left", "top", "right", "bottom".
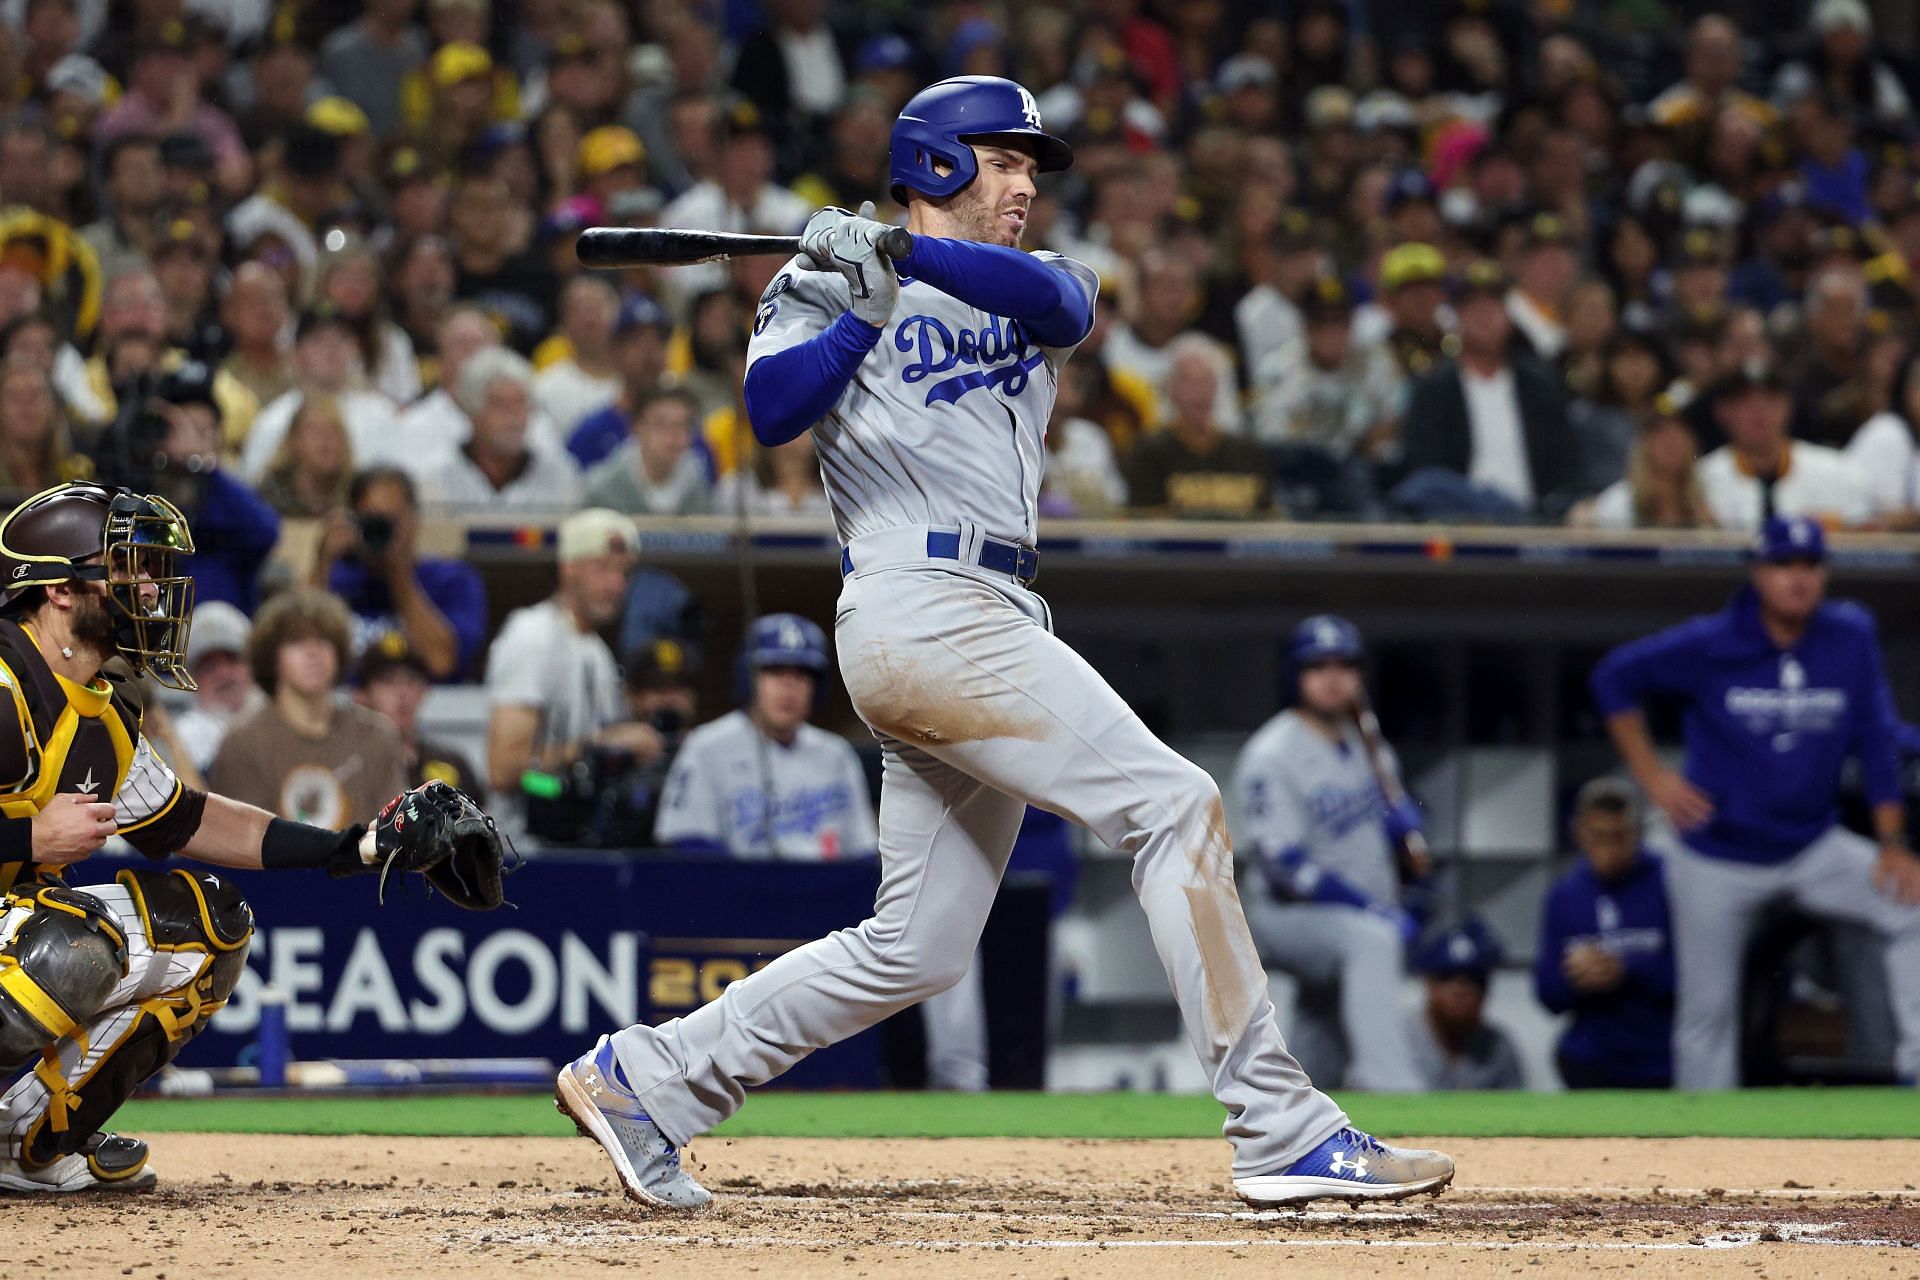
[
  {"left": 485, "top": 508, "right": 666, "bottom": 842},
  {"left": 94, "top": 358, "right": 279, "bottom": 612},
  {"left": 311, "top": 465, "right": 486, "bottom": 680}
]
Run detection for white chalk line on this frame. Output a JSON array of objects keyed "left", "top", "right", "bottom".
[{"left": 453, "top": 1222, "right": 1904, "bottom": 1252}]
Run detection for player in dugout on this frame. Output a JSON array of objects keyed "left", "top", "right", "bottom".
[
  {"left": 1593, "top": 514, "right": 1920, "bottom": 1089},
  {"left": 0, "top": 481, "right": 502, "bottom": 1192}
]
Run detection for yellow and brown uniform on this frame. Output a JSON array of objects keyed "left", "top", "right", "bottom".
[
  {"left": 0, "top": 619, "right": 205, "bottom": 895},
  {"left": 0, "top": 620, "right": 242, "bottom": 1174}
]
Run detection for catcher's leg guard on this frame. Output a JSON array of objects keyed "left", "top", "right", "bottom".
[
  {"left": 0, "top": 885, "right": 129, "bottom": 1069},
  {"left": 20, "top": 869, "right": 251, "bottom": 1168}
]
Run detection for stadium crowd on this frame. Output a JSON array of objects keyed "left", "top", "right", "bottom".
[
  {"left": 0, "top": 0, "right": 1914, "bottom": 1090},
  {"left": 4, "top": 1, "right": 1920, "bottom": 532}
]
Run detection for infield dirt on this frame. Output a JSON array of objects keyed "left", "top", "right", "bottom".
[{"left": 16, "top": 1133, "right": 1918, "bottom": 1277}]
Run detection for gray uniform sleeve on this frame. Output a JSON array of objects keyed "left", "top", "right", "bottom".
[
  {"left": 746, "top": 257, "right": 850, "bottom": 372},
  {"left": 652, "top": 735, "right": 727, "bottom": 849},
  {"left": 1230, "top": 733, "right": 1311, "bottom": 863}
]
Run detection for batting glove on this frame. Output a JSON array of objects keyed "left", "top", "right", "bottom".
[
  {"left": 1383, "top": 797, "right": 1424, "bottom": 845},
  {"left": 801, "top": 200, "right": 900, "bottom": 327}
]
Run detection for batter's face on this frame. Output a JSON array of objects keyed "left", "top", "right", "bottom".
[
  {"left": 754, "top": 667, "right": 814, "bottom": 736},
  {"left": 1298, "top": 660, "right": 1361, "bottom": 718},
  {"left": 939, "top": 143, "right": 1039, "bottom": 247},
  {"left": 1751, "top": 558, "right": 1826, "bottom": 624}
]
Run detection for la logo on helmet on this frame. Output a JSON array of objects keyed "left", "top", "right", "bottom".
[{"left": 1018, "top": 86, "right": 1041, "bottom": 131}]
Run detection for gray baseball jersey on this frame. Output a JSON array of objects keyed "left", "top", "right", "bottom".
[
  {"left": 745, "top": 252, "right": 1101, "bottom": 545},
  {"left": 1231, "top": 709, "right": 1401, "bottom": 907},
  {"left": 654, "top": 710, "right": 877, "bottom": 861}
]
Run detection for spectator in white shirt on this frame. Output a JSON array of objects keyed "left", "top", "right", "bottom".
[
  {"left": 1841, "top": 347, "right": 1920, "bottom": 528},
  {"left": 1505, "top": 213, "right": 1580, "bottom": 362},
  {"left": 485, "top": 508, "right": 665, "bottom": 821},
  {"left": 1694, "top": 363, "right": 1871, "bottom": 530},
  {"left": 1233, "top": 210, "right": 1321, "bottom": 378},
  {"left": 396, "top": 303, "right": 565, "bottom": 469},
  {"left": 1400, "top": 261, "right": 1577, "bottom": 518},
  {"left": 1039, "top": 359, "right": 1127, "bottom": 517},
  {"left": 240, "top": 306, "right": 400, "bottom": 482},
  {"left": 715, "top": 432, "right": 834, "bottom": 518},
  {"left": 167, "top": 601, "right": 266, "bottom": 778},
  {"left": 1251, "top": 274, "right": 1404, "bottom": 458},
  {"left": 419, "top": 346, "right": 581, "bottom": 509},
  {"left": 534, "top": 275, "right": 624, "bottom": 438},
  {"left": 1104, "top": 249, "right": 1241, "bottom": 431},
  {"left": 1574, "top": 402, "right": 1717, "bottom": 530},
  {"left": 658, "top": 101, "right": 810, "bottom": 296}
]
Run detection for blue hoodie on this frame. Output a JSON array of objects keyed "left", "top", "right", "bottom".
[
  {"left": 1591, "top": 587, "right": 1901, "bottom": 865},
  {"left": 1535, "top": 851, "right": 1674, "bottom": 1086}
]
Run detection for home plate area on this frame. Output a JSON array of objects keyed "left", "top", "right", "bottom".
[{"left": 17, "top": 1135, "right": 1918, "bottom": 1279}]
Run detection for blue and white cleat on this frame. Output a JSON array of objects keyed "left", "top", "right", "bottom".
[
  {"left": 556, "top": 1035, "right": 711, "bottom": 1210},
  {"left": 1233, "top": 1126, "right": 1454, "bottom": 1208}
]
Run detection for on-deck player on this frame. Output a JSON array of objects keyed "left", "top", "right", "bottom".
[
  {"left": 557, "top": 75, "right": 1455, "bottom": 1210},
  {"left": 1592, "top": 515, "right": 1920, "bottom": 1087},
  {"left": 1231, "top": 616, "right": 1427, "bottom": 1093}
]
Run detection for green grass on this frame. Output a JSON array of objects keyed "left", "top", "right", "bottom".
[{"left": 113, "top": 1088, "right": 1920, "bottom": 1141}]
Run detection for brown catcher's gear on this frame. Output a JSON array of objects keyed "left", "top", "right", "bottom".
[{"left": 0, "top": 483, "right": 197, "bottom": 691}]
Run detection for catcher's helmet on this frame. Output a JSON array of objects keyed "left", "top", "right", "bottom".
[
  {"left": 889, "top": 76, "right": 1073, "bottom": 204},
  {"left": 1289, "top": 614, "right": 1364, "bottom": 667},
  {"left": 0, "top": 482, "right": 198, "bottom": 690}
]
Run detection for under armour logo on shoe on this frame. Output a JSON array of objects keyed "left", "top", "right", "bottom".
[{"left": 1328, "top": 1151, "right": 1368, "bottom": 1177}]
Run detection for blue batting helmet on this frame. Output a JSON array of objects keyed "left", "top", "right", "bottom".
[
  {"left": 889, "top": 76, "right": 1073, "bottom": 204},
  {"left": 736, "top": 613, "right": 829, "bottom": 706},
  {"left": 746, "top": 613, "right": 828, "bottom": 673},
  {"left": 1289, "top": 614, "right": 1364, "bottom": 667}
]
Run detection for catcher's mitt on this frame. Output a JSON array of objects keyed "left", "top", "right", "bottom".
[{"left": 364, "top": 781, "right": 509, "bottom": 910}]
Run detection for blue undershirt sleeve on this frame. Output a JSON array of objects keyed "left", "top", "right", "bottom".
[
  {"left": 897, "top": 238, "right": 1094, "bottom": 347},
  {"left": 742, "top": 311, "right": 883, "bottom": 446}
]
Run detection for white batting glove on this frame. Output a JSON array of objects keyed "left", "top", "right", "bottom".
[{"left": 800, "top": 201, "right": 899, "bottom": 327}]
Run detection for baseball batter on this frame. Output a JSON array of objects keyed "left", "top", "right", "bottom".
[
  {"left": 1231, "top": 616, "right": 1426, "bottom": 1092},
  {"left": 558, "top": 76, "right": 1454, "bottom": 1211},
  {"left": 1593, "top": 515, "right": 1920, "bottom": 1088}
]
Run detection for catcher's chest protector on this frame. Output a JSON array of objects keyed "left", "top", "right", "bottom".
[{"left": 0, "top": 620, "right": 139, "bottom": 895}]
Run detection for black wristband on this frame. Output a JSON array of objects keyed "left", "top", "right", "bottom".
[
  {"left": 0, "top": 813, "right": 31, "bottom": 865},
  {"left": 262, "top": 818, "right": 368, "bottom": 876}
]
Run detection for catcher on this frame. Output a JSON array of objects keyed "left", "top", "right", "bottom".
[{"left": 0, "top": 481, "right": 504, "bottom": 1193}]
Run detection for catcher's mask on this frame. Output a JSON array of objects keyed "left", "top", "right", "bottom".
[{"left": 0, "top": 482, "right": 198, "bottom": 690}]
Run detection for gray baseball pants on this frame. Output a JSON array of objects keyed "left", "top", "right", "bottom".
[
  {"left": 612, "top": 553, "right": 1347, "bottom": 1175},
  {"left": 1663, "top": 826, "right": 1920, "bottom": 1087}
]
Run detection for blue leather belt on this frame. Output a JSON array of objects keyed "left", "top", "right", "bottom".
[{"left": 839, "top": 531, "right": 1040, "bottom": 584}]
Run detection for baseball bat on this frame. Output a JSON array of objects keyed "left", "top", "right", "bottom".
[
  {"left": 1351, "top": 690, "right": 1432, "bottom": 882},
  {"left": 576, "top": 225, "right": 913, "bottom": 268}
]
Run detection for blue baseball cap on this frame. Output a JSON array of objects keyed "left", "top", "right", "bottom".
[
  {"left": 615, "top": 293, "right": 670, "bottom": 336},
  {"left": 1754, "top": 515, "right": 1826, "bottom": 564},
  {"left": 1417, "top": 919, "right": 1504, "bottom": 980},
  {"left": 1386, "top": 168, "right": 1436, "bottom": 210},
  {"left": 858, "top": 33, "right": 916, "bottom": 73}
]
